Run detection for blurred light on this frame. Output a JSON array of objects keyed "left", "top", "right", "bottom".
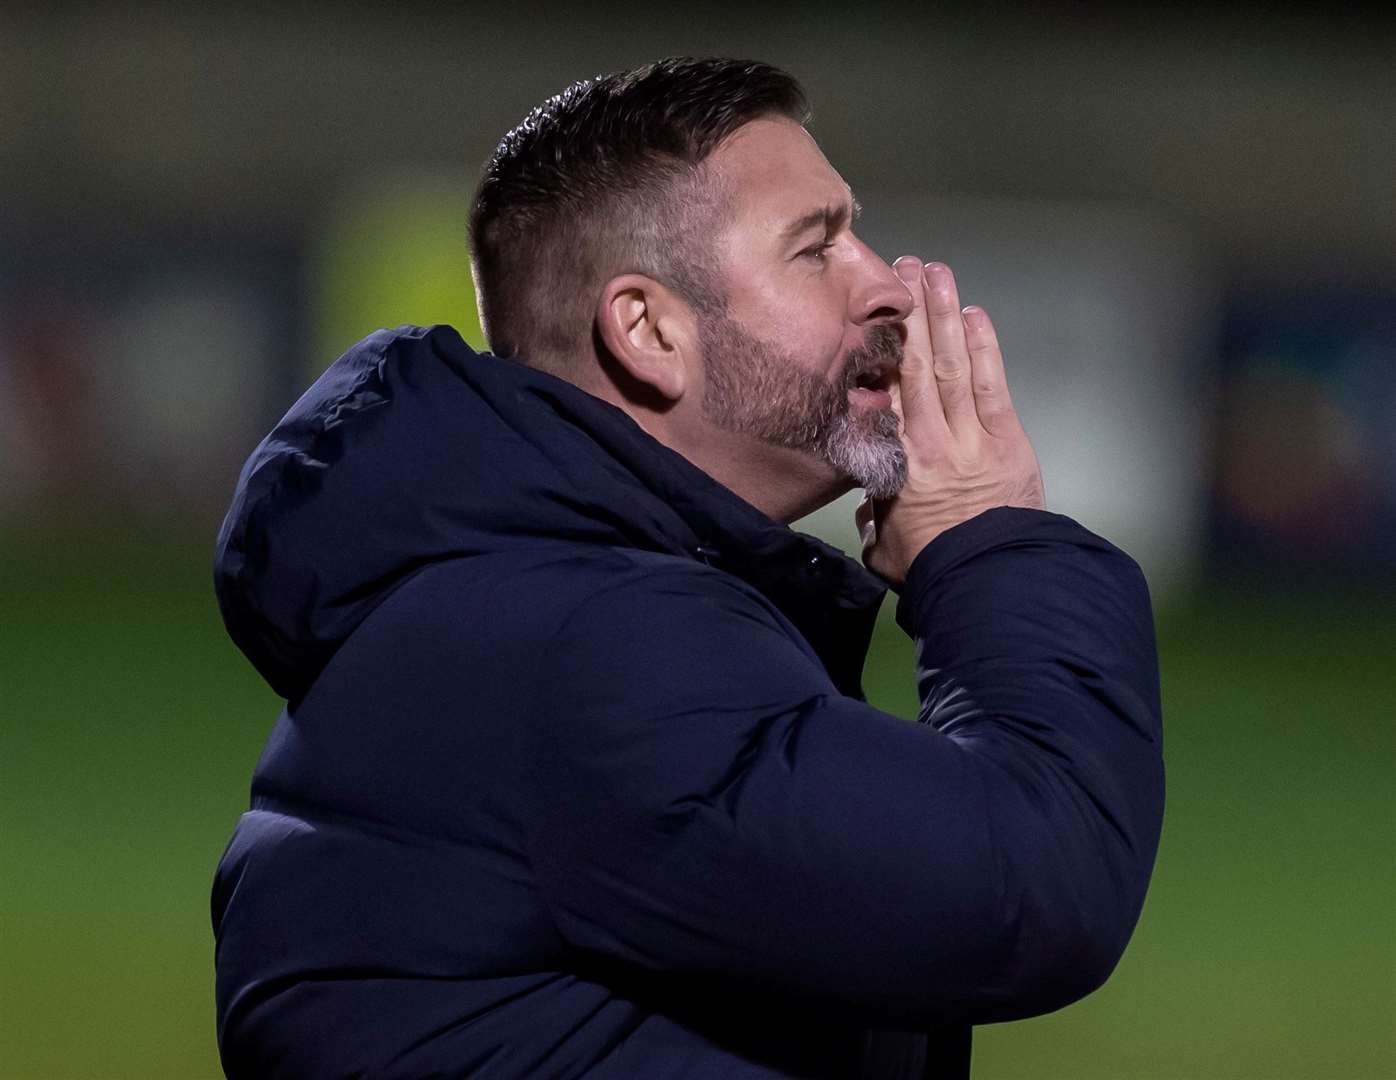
[
  {"left": 307, "top": 169, "right": 485, "bottom": 374},
  {"left": 1212, "top": 290, "right": 1396, "bottom": 580}
]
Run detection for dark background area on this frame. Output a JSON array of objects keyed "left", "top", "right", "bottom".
[{"left": 2, "top": 5, "right": 1392, "bottom": 1077}]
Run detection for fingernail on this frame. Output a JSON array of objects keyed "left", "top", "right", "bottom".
[
  {"left": 962, "top": 305, "right": 983, "bottom": 325},
  {"left": 894, "top": 257, "right": 920, "bottom": 284},
  {"left": 923, "top": 261, "right": 948, "bottom": 278}
]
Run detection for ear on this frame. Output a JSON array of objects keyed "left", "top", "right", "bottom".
[{"left": 594, "top": 274, "right": 697, "bottom": 404}]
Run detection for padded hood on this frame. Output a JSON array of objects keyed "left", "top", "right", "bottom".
[{"left": 214, "top": 325, "right": 884, "bottom": 701}]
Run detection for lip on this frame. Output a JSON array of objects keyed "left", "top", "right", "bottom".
[
  {"left": 846, "top": 359, "right": 896, "bottom": 411},
  {"left": 848, "top": 385, "right": 893, "bottom": 410}
]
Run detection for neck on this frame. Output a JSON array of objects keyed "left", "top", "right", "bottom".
[
  {"left": 578, "top": 368, "right": 850, "bottom": 524},
  {"left": 673, "top": 432, "right": 852, "bottom": 523}
]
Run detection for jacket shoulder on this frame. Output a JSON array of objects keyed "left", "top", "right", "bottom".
[{"left": 397, "top": 546, "right": 785, "bottom": 631}]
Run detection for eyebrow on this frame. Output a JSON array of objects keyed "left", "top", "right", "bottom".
[{"left": 780, "top": 195, "right": 862, "bottom": 241}]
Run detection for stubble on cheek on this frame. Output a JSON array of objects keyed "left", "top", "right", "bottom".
[{"left": 697, "top": 312, "right": 907, "bottom": 496}]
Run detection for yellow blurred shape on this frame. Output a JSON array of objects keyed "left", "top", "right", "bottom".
[{"left": 309, "top": 170, "right": 486, "bottom": 376}]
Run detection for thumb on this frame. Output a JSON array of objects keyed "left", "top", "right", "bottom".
[{"left": 855, "top": 496, "right": 876, "bottom": 549}]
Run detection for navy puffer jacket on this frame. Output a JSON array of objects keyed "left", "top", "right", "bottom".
[{"left": 212, "top": 325, "right": 1164, "bottom": 1078}]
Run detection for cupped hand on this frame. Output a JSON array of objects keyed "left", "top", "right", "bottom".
[{"left": 858, "top": 259, "right": 1045, "bottom": 586}]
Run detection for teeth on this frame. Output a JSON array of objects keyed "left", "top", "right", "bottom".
[{"left": 850, "top": 364, "right": 892, "bottom": 391}]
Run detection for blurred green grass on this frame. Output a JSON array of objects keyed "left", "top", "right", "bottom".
[{"left": 2, "top": 526, "right": 1392, "bottom": 1078}]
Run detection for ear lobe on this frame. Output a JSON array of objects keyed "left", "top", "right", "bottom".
[{"left": 595, "top": 274, "right": 691, "bottom": 404}]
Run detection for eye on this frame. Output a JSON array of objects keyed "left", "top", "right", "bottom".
[{"left": 801, "top": 241, "right": 835, "bottom": 262}]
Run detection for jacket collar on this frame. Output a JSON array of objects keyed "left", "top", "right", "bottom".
[
  {"left": 216, "top": 325, "right": 886, "bottom": 701},
  {"left": 490, "top": 334, "right": 888, "bottom": 697}
]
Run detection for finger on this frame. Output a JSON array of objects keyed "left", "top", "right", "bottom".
[
  {"left": 962, "top": 305, "right": 1020, "bottom": 435},
  {"left": 891, "top": 255, "right": 947, "bottom": 443},
  {"left": 923, "top": 262, "right": 979, "bottom": 433},
  {"left": 855, "top": 496, "right": 876, "bottom": 549}
]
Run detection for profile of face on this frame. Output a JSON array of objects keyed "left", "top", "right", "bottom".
[{"left": 694, "top": 118, "right": 914, "bottom": 499}]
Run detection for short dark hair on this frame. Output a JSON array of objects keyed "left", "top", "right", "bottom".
[{"left": 469, "top": 57, "right": 809, "bottom": 376}]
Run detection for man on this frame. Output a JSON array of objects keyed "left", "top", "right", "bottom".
[{"left": 212, "top": 58, "right": 1163, "bottom": 1078}]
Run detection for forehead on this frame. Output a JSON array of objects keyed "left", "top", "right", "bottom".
[{"left": 706, "top": 118, "right": 852, "bottom": 234}]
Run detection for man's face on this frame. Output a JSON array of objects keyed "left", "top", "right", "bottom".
[{"left": 694, "top": 118, "right": 914, "bottom": 499}]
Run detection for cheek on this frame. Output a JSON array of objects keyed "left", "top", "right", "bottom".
[
  {"left": 787, "top": 307, "right": 849, "bottom": 376},
  {"left": 743, "top": 280, "right": 846, "bottom": 364}
]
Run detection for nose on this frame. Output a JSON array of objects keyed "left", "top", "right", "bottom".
[{"left": 847, "top": 237, "right": 915, "bottom": 327}]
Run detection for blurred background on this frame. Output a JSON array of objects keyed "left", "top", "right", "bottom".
[{"left": 2, "top": 4, "right": 1393, "bottom": 1077}]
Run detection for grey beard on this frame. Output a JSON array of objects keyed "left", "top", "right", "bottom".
[
  {"left": 820, "top": 406, "right": 906, "bottom": 500},
  {"left": 699, "top": 316, "right": 907, "bottom": 498}
]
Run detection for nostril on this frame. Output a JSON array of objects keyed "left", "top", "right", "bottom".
[{"left": 863, "top": 303, "right": 905, "bottom": 324}]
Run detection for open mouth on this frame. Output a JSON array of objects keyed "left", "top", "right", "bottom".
[
  {"left": 848, "top": 362, "right": 896, "bottom": 409},
  {"left": 851, "top": 363, "right": 894, "bottom": 393}
]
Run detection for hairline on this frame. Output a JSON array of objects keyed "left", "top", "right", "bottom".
[{"left": 473, "top": 114, "right": 793, "bottom": 370}]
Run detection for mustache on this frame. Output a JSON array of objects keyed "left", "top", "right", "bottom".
[{"left": 839, "top": 323, "right": 904, "bottom": 390}]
